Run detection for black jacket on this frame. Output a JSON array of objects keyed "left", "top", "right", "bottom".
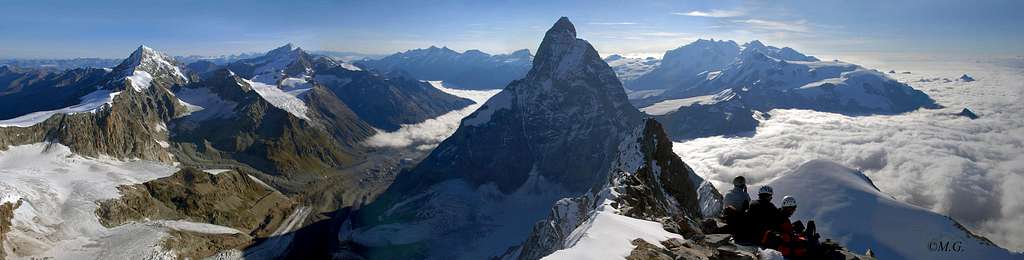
[{"left": 748, "top": 198, "right": 781, "bottom": 242}]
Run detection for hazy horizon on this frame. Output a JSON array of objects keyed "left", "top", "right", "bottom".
[{"left": 2, "top": 0, "right": 1022, "bottom": 64}]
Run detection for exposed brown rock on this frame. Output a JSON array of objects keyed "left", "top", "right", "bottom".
[
  {"left": 0, "top": 200, "right": 21, "bottom": 260},
  {"left": 96, "top": 168, "right": 295, "bottom": 238},
  {"left": 162, "top": 230, "right": 251, "bottom": 259}
]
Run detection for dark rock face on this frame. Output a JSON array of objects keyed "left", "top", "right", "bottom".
[
  {"left": 512, "top": 119, "right": 718, "bottom": 260},
  {"left": 614, "top": 119, "right": 705, "bottom": 225},
  {"left": 359, "top": 46, "right": 532, "bottom": 90},
  {"left": 313, "top": 60, "right": 474, "bottom": 131}
]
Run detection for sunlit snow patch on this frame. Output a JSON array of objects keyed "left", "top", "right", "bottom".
[
  {"left": 640, "top": 94, "right": 716, "bottom": 115},
  {"left": 245, "top": 79, "right": 310, "bottom": 120},
  {"left": 0, "top": 90, "right": 121, "bottom": 127}
]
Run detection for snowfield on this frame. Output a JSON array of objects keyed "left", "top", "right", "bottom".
[
  {"left": 0, "top": 143, "right": 180, "bottom": 258},
  {"left": 0, "top": 90, "right": 120, "bottom": 127},
  {"left": 364, "top": 81, "right": 501, "bottom": 149},
  {"left": 673, "top": 59, "right": 1024, "bottom": 252},
  {"left": 640, "top": 94, "right": 716, "bottom": 115}
]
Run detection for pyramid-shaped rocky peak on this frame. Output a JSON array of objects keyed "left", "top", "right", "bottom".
[
  {"left": 267, "top": 43, "right": 298, "bottom": 55},
  {"left": 395, "top": 16, "right": 641, "bottom": 193},
  {"left": 110, "top": 45, "right": 188, "bottom": 90}
]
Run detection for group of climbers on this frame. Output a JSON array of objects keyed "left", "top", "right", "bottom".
[{"left": 721, "top": 176, "right": 822, "bottom": 259}]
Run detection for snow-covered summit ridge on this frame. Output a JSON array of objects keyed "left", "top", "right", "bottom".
[
  {"left": 771, "top": 159, "right": 1020, "bottom": 260},
  {"left": 112, "top": 45, "right": 188, "bottom": 91}
]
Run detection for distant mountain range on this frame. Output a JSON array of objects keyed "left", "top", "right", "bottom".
[
  {"left": 603, "top": 39, "right": 940, "bottom": 140},
  {"left": 358, "top": 46, "right": 533, "bottom": 89}
]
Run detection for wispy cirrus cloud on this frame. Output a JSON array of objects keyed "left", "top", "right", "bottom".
[
  {"left": 738, "top": 19, "right": 811, "bottom": 33},
  {"left": 672, "top": 9, "right": 745, "bottom": 18},
  {"left": 588, "top": 22, "right": 639, "bottom": 25}
]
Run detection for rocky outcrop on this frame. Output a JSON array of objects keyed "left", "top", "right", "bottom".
[
  {"left": 626, "top": 237, "right": 757, "bottom": 260},
  {"left": 162, "top": 230, "right": 252, "bottom": 259},
  {"left": 0, "top": 200, "right": 21, "bottom": 260},
  {"left": 96, "top": 168, "right": 295, "bottom": 238},
  {"left": 958, "top": 108, "right": 979, "bottom": 119}
]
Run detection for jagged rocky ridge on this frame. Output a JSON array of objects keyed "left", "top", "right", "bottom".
[
  {"left": 506, "top": 118, "right": 721, "bottom": 259},
  {"left": 359, "top": 46, "right": 533, "bottom": 89}
]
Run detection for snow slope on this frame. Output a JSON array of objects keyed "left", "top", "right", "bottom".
[
  {"left": 0, "top": 143, "right": 180, "bottom": 258},
  {"left": 0, "top": 90, "right": 120, "bottom": 127},
  {"left": 363, "top": 81, "right": 500, "bottom": 150},
  {"left": 604, "top": 54, "right": 660, "bottom": 82},
  {"left": 244, "top": 79, "right": 310, "bottom": 120},
  {"left": 769, "top": 160, "right": 1018, "bottom": 260},
  {"left": 543, "top": 207, "right": 682, "bottom": 260}
]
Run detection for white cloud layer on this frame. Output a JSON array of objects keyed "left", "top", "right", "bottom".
[
  {"left": 364, "top": 81, "right": 501, "bottom": 150},
  {"left": 673, "top": 60, "right": 1024, "bottom": 252}
]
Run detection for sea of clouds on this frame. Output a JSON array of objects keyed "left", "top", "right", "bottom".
[
  {"left": 364, "top": 81, "right": 501, "bottom": 150},
  {"left": 673, "top": 59, "right": 1024, "bottom": 252}
]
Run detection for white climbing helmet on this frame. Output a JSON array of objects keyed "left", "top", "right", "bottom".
[
  {"left": 782, "top": 196, "right": 797, "bottom": 208},
  {"left": 758, "top": 185, "right": 773, "bottom": 195}
]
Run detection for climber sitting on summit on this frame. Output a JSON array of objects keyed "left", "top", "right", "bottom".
[
  {"left": 722, "top": 176, "right": 751, "bottom": 243},
  {"left": 763, "top": 196, "right": 823, "bottom": 259},
  {"left": 747, "top": 185, "right": 780, "bottom": 247}
]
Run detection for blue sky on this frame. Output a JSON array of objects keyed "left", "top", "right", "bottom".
[{"left": 1, "top": 0, "right": 1022, "bottom": 62}]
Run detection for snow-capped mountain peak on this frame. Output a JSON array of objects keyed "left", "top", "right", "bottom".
[
  {"left": 111, "top": 45, "right": 188, "bottom": 91},
  {"left": 266, "top": 43, "right": 299, "bottom": 56}
]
